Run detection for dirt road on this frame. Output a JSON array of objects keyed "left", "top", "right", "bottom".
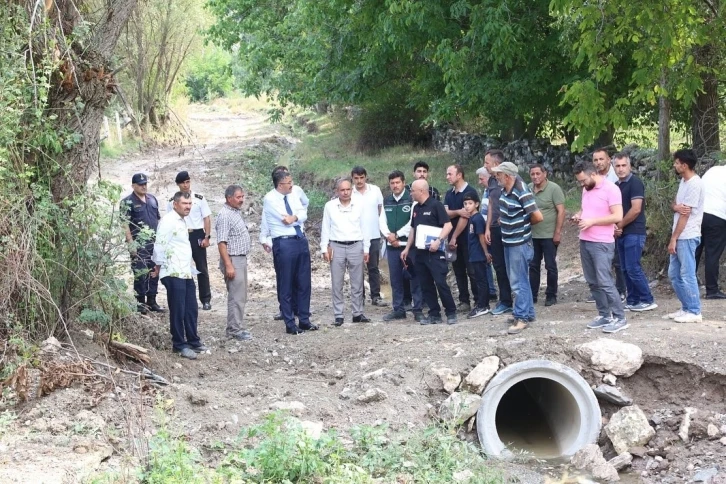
[{"left": 3, "top": 104, "right": 725, "bottom": 483}]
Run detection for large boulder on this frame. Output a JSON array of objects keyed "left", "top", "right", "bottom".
[
  {"left": 461, "top": 356, "right": 499, "bottom": 395},
  {"left": 439, "top": 392, "right": 481, "bottom": 424},
  {"left": 593, "top": 385, "right": 633, "bottom": 406},
  {"left": 605, "top": 405, "right": 655, "bottom": 454},
  {"left": 576, "top": 339, "right": 644, "bottom": 377},
  {"left": 571, "top": 444, "right": 620, "bottom": 482}
]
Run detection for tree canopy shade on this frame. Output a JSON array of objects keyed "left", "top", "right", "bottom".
[{"left": 205, "top": 0, "right": 582, "bottom": 140}]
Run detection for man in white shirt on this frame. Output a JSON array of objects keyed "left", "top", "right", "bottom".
[
  {"left": 351, "top": 166, "right": 385, "bottom": 306},
  {"left": 322, "top": 178, "right": 371, "bottom": 326},
  {"left": 264, "top": 166, "right": 310, "bottom": 321},
  {"left": 167, "top": 171, "right": 213, "bottom": 310},
  {"left": 666, "top": 149, "right": 706, "bottom": 323},
  {"left": 695, "top": 164, "right": 726, "bottom": 299},
  {"left": 153, "top": 192, "right": 207, "bottom": 360},
  {"left": 260, "top": 171, "right": 315, "bottom": 335}
]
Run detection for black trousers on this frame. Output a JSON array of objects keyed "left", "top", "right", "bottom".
[
  {"left": 365, "top": 238, "right": 382, "bottom": 300},
  {"left": 188, "top": 229, "right": 211, "bottom": 304},
  {"left": 415, "top": 249, "right": 456, "bottom": 317},
  {"left": 272, "top": 237, "right": 312, "bottom": 331},
  {"left": 161, "top": 276, "right": 201, "bottom": 351},
  {"left": 613, "top": 242, "right": 626, "bottom": 295},
  {"left": 471, "top": 261, "right": 491, "bottom": 310},
  {"left": 451, "top": 233, "right": 478, "bottom": 305},
  {"left": 696, "top": 213, "right": 726, "bottom": 294},
  {"left": 132, "top": 243, "right": 159, "bottom": 297},
  {"left": 529, "top": 238, "right": 559, "bottom": 299},
  {"left": 489, "top": 225, "right": 513, "bottom": 306}
]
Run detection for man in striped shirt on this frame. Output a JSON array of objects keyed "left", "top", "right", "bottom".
[{"left": 490, "top": 162, "right": 543, "bottom": 334}]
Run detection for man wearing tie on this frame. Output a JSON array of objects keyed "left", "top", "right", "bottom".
[{"left": 260, "top": 170, "right": 317, "bottom": 335}]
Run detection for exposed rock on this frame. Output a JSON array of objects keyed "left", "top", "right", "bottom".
[
  {"left": 362, "top": 368, "right": 385, "bottom": 380},
  {"left": 571, "top": 444, "right": 620, "bottom": 482},
  {"left": 720, "top": 436, "right": 726, "bottom": 446},
  {"left": 708, "top": 423, "right": 720, "bottom": 439},
  {"left": 299, "top": 420, "right": 324, "bottom": 440},
  {"left": 461, "top": 356, "right": 499, "bottom": 395},
  {"left": 40, "top": 337, "right": 62, "bottom": 355},
  {"left": 594, "top": 385, "right": 633, "bottom": 406},
  {"left": 576, "top": 339, "right": 644, "bottom": 377},
  {"left": 605, "top": 405, "right": 655, "bottom": 454},
  {"left": 608, "top": 452, "right": 633, "bottom": 471},
  {"left": 431, "top": 367, "right": 461, "bottom": 394},
  {"left": 694, "top": 467, "right": 719, "bottom": 482},
  {"left": 187, "top": 391, "right": 210, "bottom": 406},
  {"left": 679, "top": 407, "right": 698, "bottom": 442},
  {"left": 439, "top": 392, "right": 481, "bottom": 424},
  {"left": 356, "top": 388, "right": 388, "bottom": 404},
  {"left": 270, "top": 401, "right": 306, "bottom": 416},
  {"left": 603, "top": 373, "right": 617, "bottom": 386}
]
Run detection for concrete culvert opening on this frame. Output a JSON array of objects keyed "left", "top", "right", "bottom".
[{"left": 477, "top": 360, "right": 601, "bottom": 460}]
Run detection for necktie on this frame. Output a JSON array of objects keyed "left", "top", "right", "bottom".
[{"left": 284, "top": 195, "right": 304, "bottom": 237}]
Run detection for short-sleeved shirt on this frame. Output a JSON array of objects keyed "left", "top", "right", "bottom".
[
  {"left": 528, "top": 180, "right": 565, "bottom": 239},
  {"left": 411, "top": 196, "right": 449, "bottom": 230},
  {"left": 616, "top": 174, "right": 646, "bottom": 236},
  {"left": 215, "top": 204, "right": 251, "bottom": 256},
  {"left": 467, "top": 212, "right": 487, "bottom": 263},
  {"left": 444, "top": 182, "right": 478, "bottom": 240},
  {"left": 674, "top": 175, "right": 705, "bottom": 239},
  {"left": 579, "top": 178, "right": 622, "bottom": 243},
  {"left": 499, "top": 178, "right": 538, "bottom": 246},
  {"left": 121, "top": 192, "right": 160, "bottom": 240}
]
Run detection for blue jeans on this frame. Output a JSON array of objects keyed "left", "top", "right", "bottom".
[
  {"left": 668, "top": 237, "right": 701, "bottom": 314},
  {"left": 617, "top": 234, "right": 654, "bottom": 305},
  {"left": 503, "top": 241, "right": 535, "bottom": 321}
]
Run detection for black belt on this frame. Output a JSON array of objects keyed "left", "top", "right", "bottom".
[
  {"left": 229, "top": 254, "right": 247, "bottom": 257},
  {"left": 188, "top": 228, "right": 204, "bottom": 233},
  {"left": 273, "top": 235, "right": 306, "bottom": 241},
  {"left": 331, "top": 240, "right": 361, "bottom": 245}
]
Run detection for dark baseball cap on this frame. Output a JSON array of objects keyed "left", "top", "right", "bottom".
[
  {"left": 131, "top": 173, "right": 148, "bottom": 185},
  {"left": 175, "top": 171, "right": 191, "bottom": 184}
]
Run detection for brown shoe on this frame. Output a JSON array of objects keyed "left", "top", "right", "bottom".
[{"left": 507, "top": 320, "right": 529, "bottom": 335}]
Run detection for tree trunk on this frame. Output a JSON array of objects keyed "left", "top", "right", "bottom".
[
  {"left": 691, "top": 69, "right": 720, "bottom": 158},
  {"left": 42, "top": 0, "right": 139, "bottom": 202},
  {"left": 657, "top": 73, "right": 671, "bottom": 163},
  {"left": 594, "top": 126, "right": 615, "bottom": 149}
]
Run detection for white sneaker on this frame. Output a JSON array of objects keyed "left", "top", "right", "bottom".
[
  {"left": 666, "top": 309, "right": 686, "bottom": 319},
  {"left": 674, "top": 312, "right": 702, "bottom": 323}
]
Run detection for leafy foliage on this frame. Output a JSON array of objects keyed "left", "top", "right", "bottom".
[{"left": 183, "top": 48, "right": 234, "bottom": 102}]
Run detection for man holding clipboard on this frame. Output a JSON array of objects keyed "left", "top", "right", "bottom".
[{"left": 401, "top": 180, "right": 457, "bottom": 325}]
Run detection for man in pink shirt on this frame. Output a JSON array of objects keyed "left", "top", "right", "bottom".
[{"left": 572, "top": 161, "right": 628, "bottom": 333}]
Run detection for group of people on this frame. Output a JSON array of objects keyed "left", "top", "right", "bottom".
[{"left": 122, "top": 149, "right": 726, "bottom": 358}]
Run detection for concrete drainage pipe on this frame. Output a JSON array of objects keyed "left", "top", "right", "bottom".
[{"left": 476, "top": 359, "right": 601, "bottom": 460}]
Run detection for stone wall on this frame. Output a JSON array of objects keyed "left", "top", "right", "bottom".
[{"left": 431, "top": 129, "right": 674, "bottom": 180}]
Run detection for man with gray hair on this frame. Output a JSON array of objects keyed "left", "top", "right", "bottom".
[
  {"left": 321, "top": 178, "right": 371, "bottom": 326},
  {"left": 216, "top": 185, "right": 253, "bottom": 340}
]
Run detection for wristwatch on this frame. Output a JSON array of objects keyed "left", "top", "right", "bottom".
[{"left": 205, "top": 234, "right": 211, "bottom": 239}]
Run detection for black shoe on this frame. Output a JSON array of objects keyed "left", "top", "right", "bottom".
[
  {"left": 202, "top": 302, "right": 212, "bottom": 310},
  {"left": 383, "top": 311, "right": 406, "bottom": 321},
  {"left": 333, "top": 318, "right": 344, "bottom": 327},
  {"left": 286, "top": 327, "right": 304, "bottom": 335},
  {"left": 489, "top": 293, "right": 498, "bottom": 301},
  {"left": 413, "top": 312, "right": 424, "bottom": 323},
  {"left": 191, "top": 344, "right": 208, "bottom": 353},
  {"left": 273, "top": 312, "right": 284, "bottom": 320},
  {"left": 136, "top": 303, "right": 149, "bottom": 315},
  {"left": 545, "top": 296, "right": 557, "bottom": 307},
  {"left": 352, "top": 314, "right": 371, "bottom": 323},
  {"left": 299, "top": 323, "right": 319, "bottom": 331},
  {"left": 146, "top": 295, "right": 166, "bottom": 313},
  {"left": 705, "top": 291, "right": 726, "bottom": 300},
  {"left": 421, "top": 315, "right": 442, "bottom": 325},
  {"left": 229, "top": 332, "right": 252, "bottom": 341},
  {"left": 371, "top": 297, "right": 387, "bottom": 307}
]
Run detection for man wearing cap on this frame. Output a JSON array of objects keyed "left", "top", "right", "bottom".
[
  {"left": 491, "top": 162, "right": 543, "bottom": 334},
  {"left": 153, "top": 192, "right": 207, "bottom": 360},
  {"left": 121, "top": 173, "right": 165, "bottom": 314},
  {"left": 167, "top": 171, "right": 213, "bottom": 310}
]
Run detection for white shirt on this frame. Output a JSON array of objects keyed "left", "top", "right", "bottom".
[
  {"left": 166, "top": 191, "right": 211, "bottom": 230},
  {"left": 703, "top": 165, "right": 726, "bottom": 220},
  {"left": 605, "top": 164, "right": 618, "bottom": 184},
  {"left": 153, "top": 211, "right": 195, "bottom": 279},
  {"left": 259, "top": 188, "right": 308, "bottom": 246},
  {"left": 674, "top": 175, "right": 705, "bottom": 240},
  {"left": 293, "top": 185, "right": 310, "bottom": 209},
  {"left": 320, "top": 199, "right": 370, "bottom": 253},
  {"left": 352, "top": 183, "right": 383, "bottom": 240}
]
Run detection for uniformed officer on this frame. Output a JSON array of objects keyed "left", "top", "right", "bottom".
[
  {"left": 121, "top": 173, "right": 165, "bottom": 314},
  {"left": 167, "top": 171, "right": 213, "bottom": 310}
]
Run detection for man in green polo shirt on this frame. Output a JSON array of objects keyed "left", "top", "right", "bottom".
[{"left": 527, "top": 164, "right": 566, "bottom": 306}]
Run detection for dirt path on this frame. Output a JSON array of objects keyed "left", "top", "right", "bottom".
[{"left": 3, "top": 104, "right": 726, "bottom": 483}]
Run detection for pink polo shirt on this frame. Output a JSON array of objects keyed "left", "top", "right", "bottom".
[{"left": 579, "top": 178, "right": 622, "bottom": 243}]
